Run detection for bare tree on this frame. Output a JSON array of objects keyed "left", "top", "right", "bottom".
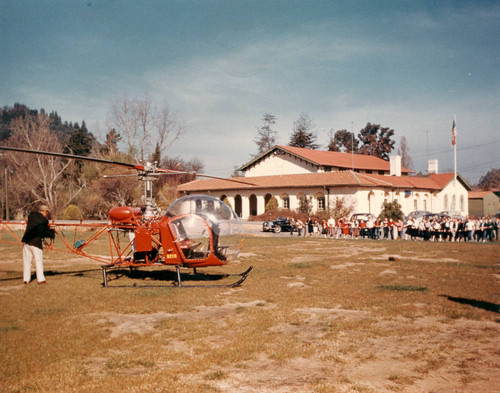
[
  {"left": 109, "top": 93, "right": 138, "bottom": 157},
  {"left": 397, "top": 136, "right": 414, "bottom": 170},
  {"left": 4, "top": 112, "right": 73, "bottom": 213},
  {"left": 108, "top": 92, "right": 184, "bottom": 162}
]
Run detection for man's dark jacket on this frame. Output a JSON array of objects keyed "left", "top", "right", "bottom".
[{"left": 21, "top": 212, "right": 55, "bottom": 249}]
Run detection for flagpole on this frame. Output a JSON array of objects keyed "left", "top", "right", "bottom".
[
  {"left": 453, "top": 115, "right": 457, "bottom": 211},
  {"left": 454, "top": 115, "right": 457, "bottom": 184}
]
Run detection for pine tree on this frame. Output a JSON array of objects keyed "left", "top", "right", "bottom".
[
  {"left": 254, "top": 112, "right": 278, "bottom": 154},
  {"left": 289, "top": 113, "right": 319, "bottom": 149}
]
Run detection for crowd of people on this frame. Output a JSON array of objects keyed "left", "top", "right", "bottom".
[{"left": 285, "top": 214, "right": 500, "bottom": 242}]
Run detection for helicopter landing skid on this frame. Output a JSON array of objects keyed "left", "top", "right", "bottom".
[
  {"left": 174, "top": 265, "right": 253, "bottom": 288},
  {"left": 101, "top": 265, "right": 253, "bottom": 288}
]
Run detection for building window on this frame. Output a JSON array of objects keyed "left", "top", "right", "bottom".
[
  {"left": 444, "top": 195, "right": 449, "bottom": 211},
  {"left": 378, "top": 170, "right": 385, "bottom": 175},
  {"left": 460, "top": 195, "right": 464, "bottom": 211},
  {"left": 423, "top": 200, "right": 427, "bottom": 210},
  {"left": 318, "top": 197, "right": 325, "bottom": 211},
  {"left": 414, "top": 199, "right": 418, "bottom": 210},
  {"left": 282, "top": 196, "right": 290, "bottom": 210},
  {"left": 366, "top": 170, "right": 372, "bottom": 174}
]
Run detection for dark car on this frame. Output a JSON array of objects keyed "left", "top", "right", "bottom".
[{"left": 262, "top": 217, "right": 295, "bottom": 233}]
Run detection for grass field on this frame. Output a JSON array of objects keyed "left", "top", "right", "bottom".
[{"left": 1, "top": 235, "right": 499, "bottom": 392}]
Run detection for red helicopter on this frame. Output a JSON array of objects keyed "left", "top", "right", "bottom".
[{"left": 0, "top": 146, "right": 253, "bottom": 287}]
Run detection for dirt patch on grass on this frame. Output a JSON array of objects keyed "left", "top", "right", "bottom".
[
  {"left": 192, "top": 315, "right": 500, "bottom": 393},
  {"left": 95, "top": 300, "right": 271, "bottom": 338}
]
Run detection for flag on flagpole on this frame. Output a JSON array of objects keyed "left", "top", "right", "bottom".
[{"left": 451, "top": 117, "right": 457, "bottom": 146}]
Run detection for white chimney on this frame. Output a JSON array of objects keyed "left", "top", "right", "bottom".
[
  {"left": 428, "top": 159, "right": 438, "bottom": 174},
  {"left": 389, "top": 155, "right": 401, "bottom": 176}
]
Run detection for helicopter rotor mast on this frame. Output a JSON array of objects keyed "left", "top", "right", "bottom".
[{"left": 139, "top": 161, "right": 161, "bottom": 219}]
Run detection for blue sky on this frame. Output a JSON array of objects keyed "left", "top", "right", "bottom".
[{"left": 1, "top": 0, "right": 499, "bottom": 184}]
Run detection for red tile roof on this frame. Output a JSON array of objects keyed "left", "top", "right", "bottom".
[
  {"left": 468, "top": 190, "right": 496, "bottom": 199},
  {"left": 239, "top": 145, "right": 413, "bottom": 173},
  {"left": 178, "top": 171, "right": 456, "bottom": 193}
]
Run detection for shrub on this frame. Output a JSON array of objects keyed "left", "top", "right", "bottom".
[
  {"left": 222, "top": 196, "right": 232, "bottom": 209},
  {"left": 62, "top": 204, "right": 84, "bottom": 220},
  {"left": 379, "top": 200, "right": 404, "bottom": 221},
  {"left": 265, "top": 196, "right": 279, "bottom": 211}
]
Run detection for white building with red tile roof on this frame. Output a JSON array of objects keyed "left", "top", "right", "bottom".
[{"left": 178, "top": 146, "right": 470, "bottom": 219}]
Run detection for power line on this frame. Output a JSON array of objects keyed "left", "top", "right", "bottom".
[
  {"left": 459, "top": 160, "right": 500, "bottom": 173},
  {"left": 414, "top": 140, "right": 500, "bottom": 159}
]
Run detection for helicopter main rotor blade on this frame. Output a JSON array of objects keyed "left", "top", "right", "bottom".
[
  {"left": 1, "top": 146, "right": 179, "bottom": 174},
  {"left": 0, "top": 146, "right": 256, "bottom": 185},
  {"left": 0, "top": 146, "right": 141, "bottom": 170}
]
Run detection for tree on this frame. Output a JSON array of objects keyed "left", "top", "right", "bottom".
[
  {"left": 254, "top": 112, "right": 278, "bottom": 154},
  {"left": 1, "top": 103, "right": 38, "bottom": 141},
  {"left": 378, "top": 200, "right": 404, "bottom": 221},
  {"left": 289, "top": 113, "right": 319, "bottom": 149},
  {"left": 358, "top": 123, "right": 395, "bottom": 160},
  {"left": 329, "top": 196, "right": 355, "bottom": 219},
  {"left": 328, "top": 129, "right": 359, "bottom": 153},
  {"left": 265, "top": 196, "right": 279, "bottom": 211},
  {"left": 101, "top": 128, "right": 121, "bottom": 155},
  {"left": 66, "top": 121, "right": 93, "bottom": 157},
  {"left": 155, "top": 156, "right": 205, "bottom": 207},
  {"left": 3, "top": 112, "right": 72, "bottom": 213},
  {"left": 297, "top": 195, "right": 313, "bottom": 215},
  {"left": 478, "top": 168, "right": 500, "bottom": 190},
  {"left": 397, "top": 136, "right": 414, "bottom": 170},
  {"left": 109, "top": 92, "right": 184, "bottom": 162}
]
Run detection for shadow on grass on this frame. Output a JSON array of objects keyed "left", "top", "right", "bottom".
[
  {"left": 0, "top": 269, "right": 101, "bottom": 283},
  {"left": 1, "top": 266, "right": 249, "bottom": 287},
  {"left": 105, "top": 268, "right": 230, "bottom": 286},
  {"left": 440, "top": 295, "right": 499, "bottom": 314}
]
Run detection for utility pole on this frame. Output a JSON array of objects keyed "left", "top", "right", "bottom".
[
  {"left": 4, "top": 167, "right": 8, "bottom": 220},
  {"left": 351, "top": 121, "right": 354, "bottom": 171}
]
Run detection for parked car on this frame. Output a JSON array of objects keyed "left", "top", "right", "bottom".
[
  {"left": 439, "top": 211, "right": 464, "bottom": 219},
  {"left": 406, "top": 210, "right": 431, "bottom": 222},
  {"left": 349, "top": 213, "right": 374, "bottom": 223},
  {"left": 262, "top": 217, "right": 295, "bottom": 233}
]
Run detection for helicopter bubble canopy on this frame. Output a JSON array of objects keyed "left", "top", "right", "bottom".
[{"left": 166, "top": 195, "right": 243, "bottom": 260}]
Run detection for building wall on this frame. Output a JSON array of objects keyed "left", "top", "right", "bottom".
[
  {"left": 244, "top": 153, "right": 391, "bottom": 177},
  {"left": 468, "top": 193, "right": 500, "bottom": 217},
  {"left": 213, "top": 180, "right": 469, "bottom": 220},
  {"left": 244, "top": 154, "right": 316, "bottom": 177},
  {"left": 468, "top": 199, "right": 483, "bottom": 217},
  {"left": 436, "top": 180, "right": 469, "bottom": 215}
]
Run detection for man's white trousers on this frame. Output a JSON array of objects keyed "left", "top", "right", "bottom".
[{"left": 23, "top": 244, "right": 46, "bottom": 283}]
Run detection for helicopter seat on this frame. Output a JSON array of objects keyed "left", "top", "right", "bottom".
[{"left": 215, "top": 245, "right": 228, "bottom": 260}]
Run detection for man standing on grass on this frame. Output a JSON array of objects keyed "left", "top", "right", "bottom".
[{"left": 21, "top": 204, "right": 54, "bottom": 284}]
